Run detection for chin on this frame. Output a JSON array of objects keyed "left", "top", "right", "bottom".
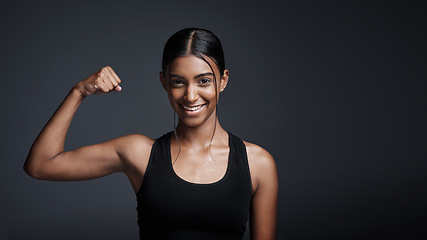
[{"left": 178, "top": 117, "right": 206, "bottom": 128}]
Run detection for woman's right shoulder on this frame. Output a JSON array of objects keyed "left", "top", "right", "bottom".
[
  {"left": 115, "top": 133, "right": 155, "bottom": 154},
  {"left": 111, "top": 134, "right": 156, "bottom": 191},
  {"left": 118, "top": 133, "right": 155, "bottom": 145},
  {"left": 112, "top": 134, "right": 155, "bottom": 167}
]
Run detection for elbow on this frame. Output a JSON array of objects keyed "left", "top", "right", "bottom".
[
  {"left": 23, "top": 163, "right": 38, "bottom": 179},
  {"left": 24, "top": 151, "right": 64, "bottom": 180},
  {"left": 23, "top": 159, "right": 46, "bottom": 180}
]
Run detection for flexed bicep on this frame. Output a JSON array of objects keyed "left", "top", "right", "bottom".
[
  {"left": 26, "top": 133, "right": 154, "bottom": 181},
  {"left": 36, "top": 137, "right": 124, "bottom": 181}
]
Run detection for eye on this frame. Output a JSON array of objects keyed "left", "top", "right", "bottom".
[
  {"left": 199, "top": 78, "right": 212, "bottom": 85},
  {"left": 170, "top": 79, "right": 184, "bottom": 86}
]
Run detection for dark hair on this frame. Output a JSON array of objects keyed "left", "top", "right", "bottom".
[{"left": 161, "top": 28, "right": 225, "bottom": 77}]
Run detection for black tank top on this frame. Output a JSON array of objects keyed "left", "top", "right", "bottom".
[{"left": 136, "top": 131, "right": 252, "bottom": 240}]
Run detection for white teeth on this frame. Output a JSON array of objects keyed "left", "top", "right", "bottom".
[{"left": 183, "top": 104, "right": 204, "bottom": 111}]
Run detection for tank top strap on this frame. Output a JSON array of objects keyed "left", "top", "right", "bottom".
[
  {"left": 227, "top": 132, "right": 252, "bottom": 193},
  {"left": 136, "top": 132, "right": 171, "bottom": 195}
]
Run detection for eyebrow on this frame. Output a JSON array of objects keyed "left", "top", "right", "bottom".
[{"left": 170, "top": 72, "right": 213, "bottom": 79}]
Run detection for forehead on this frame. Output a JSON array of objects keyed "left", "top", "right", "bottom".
[{"left": 169, "top": 56, "right": 216, "bottom": 76}]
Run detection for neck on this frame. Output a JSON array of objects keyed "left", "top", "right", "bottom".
[{"left": 174, "top": 116, "right": 227, "bottom": 148}]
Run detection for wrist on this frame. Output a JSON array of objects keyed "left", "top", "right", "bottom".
[{"left": 71, "top": 82, "right": 87, "bottom": 100}]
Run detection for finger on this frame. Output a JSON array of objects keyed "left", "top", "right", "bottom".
[
  {"left": 105, "top": 66, "right": 122, "bottom": 91},
  {"left": 106, "top": 66, "right": 122, "bottom": 84},
  {"left": 95, "top": 79, "right": 110, "bottom": 93},
  {"left": 98, "top": 68, "right": 114, "bottom": 90},
  {"left": 102, "top": 76, "right": 114, "bottom": 90},
  {"left": 114, "top": 85, "right": 122, "bottom": 92},
  {"left": 105, "top": 69, "right": 119, "bottom": 87}
]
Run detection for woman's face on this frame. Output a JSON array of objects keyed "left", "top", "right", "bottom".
[{"left": 161, "top": 55, "right": 228, "bottom": 128}]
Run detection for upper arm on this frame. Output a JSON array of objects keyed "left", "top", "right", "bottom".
[
  {"left": 245, "top": 142, "right": 278, "bottom": 240},
  {"left": 28, "top": 134, "right": 153, "bottom": 181}
]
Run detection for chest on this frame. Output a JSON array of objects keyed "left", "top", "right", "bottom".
[{"left": 171, "top": 145, "right": 230, "bottom": 184}]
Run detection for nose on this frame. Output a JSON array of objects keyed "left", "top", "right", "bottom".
[{"left": 184, "top": 84, "right": 199, "bottom": 102}]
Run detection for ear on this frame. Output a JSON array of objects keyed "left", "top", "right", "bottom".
[
  {"left": 160, "top": 72, "right": 167, "bottom": 91},
  {"left": 219, "top": 69, "right": 229, "bottom": 93}
]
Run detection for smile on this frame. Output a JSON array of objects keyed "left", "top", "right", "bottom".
[{"left": 182, "top": 104, "right": 206, "bottom": 112}]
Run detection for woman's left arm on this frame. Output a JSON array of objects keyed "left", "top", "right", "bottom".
[{"left": 246, "top": 143, "right": 279, "bottom": 240}]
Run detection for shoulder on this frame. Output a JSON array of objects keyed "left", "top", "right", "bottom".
[
  {"left": 111, "top": 134, "right": 155, "bottom": 167},
  {"left": 116, "top": 133, "right": 155, "bottom": 146},
  {"left": 109, "top": 134, "right": 156, "bottom": 192},
  {"left": 243, "top": 141, "right": 276, "bottom": 173},
  {"left": 113, "top": 134, "right": 155, "bottom": 152},
  {"left": 242, "top": 140, "right": 278, "bottom": 193}
]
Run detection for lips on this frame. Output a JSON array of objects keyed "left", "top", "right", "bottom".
[{"left": 181, "top": 103, "right": 206, "bottom": 112}]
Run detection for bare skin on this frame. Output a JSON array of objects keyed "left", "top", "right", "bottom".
[{"left": 24, "top": 56, "right": 278, "bottom": 239}]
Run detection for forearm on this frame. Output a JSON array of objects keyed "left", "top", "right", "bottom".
[{"left": 24, "top": 85, "right": 85, "bottom": 176}]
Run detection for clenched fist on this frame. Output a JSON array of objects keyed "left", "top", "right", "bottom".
[{"left": 75, "top": 66, "right": 122, "bottom": 96}]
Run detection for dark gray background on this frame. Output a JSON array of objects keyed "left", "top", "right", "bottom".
[{"left": 1, "top": 1, "right": 426, "bottom": 239}]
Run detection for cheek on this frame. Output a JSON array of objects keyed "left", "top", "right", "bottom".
[
  {"left": 199, "top": 88, "right": 217, "bottom": 101},
  {"left": 169, "top": 89, "right": 184, "bottom": 102}
]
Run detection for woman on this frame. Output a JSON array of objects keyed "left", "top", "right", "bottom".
[{"left": 24, "top": 28, "right": 278, "bottom": 240}]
